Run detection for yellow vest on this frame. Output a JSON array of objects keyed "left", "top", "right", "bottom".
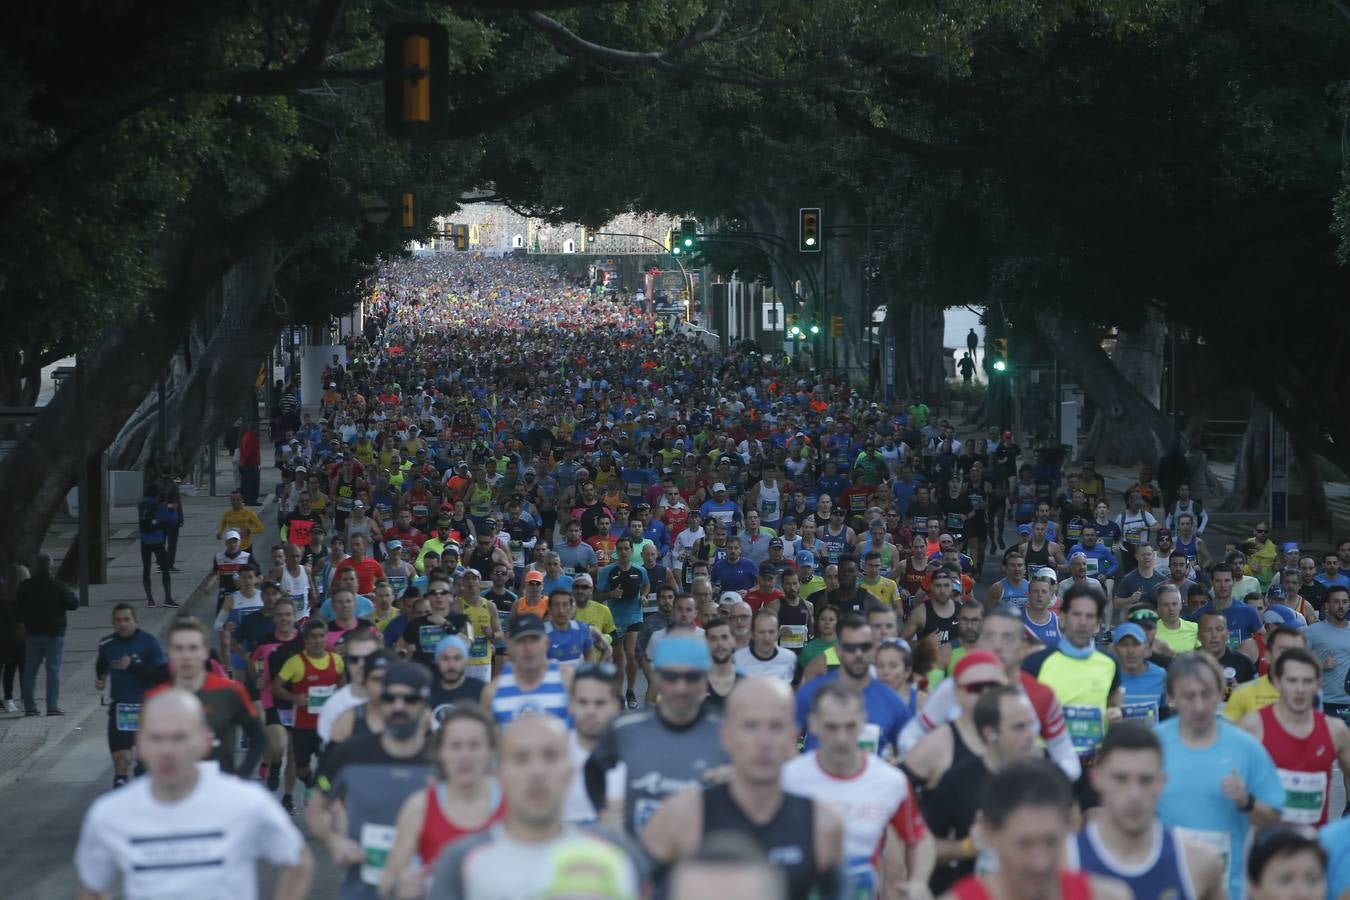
[
  {"left": 1223, "top": 675, "right": 1279, "bottom": 722},
  {"left": 1034, "top": 650, "right": 1118, "bottom": 756}
]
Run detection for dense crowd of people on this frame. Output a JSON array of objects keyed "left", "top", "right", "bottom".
[{"left": 70, "top": 253, "right": 1350, "bottom": 899}]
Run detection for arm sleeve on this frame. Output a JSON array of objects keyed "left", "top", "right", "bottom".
[
  {"left": 1046, "top": 727, "right": 1083, "bottom": 782},
  {"left": 899, "top": 678, "right": 956, "bottom": 753},
  {"left": 585, "top": 725, "right": 620, "bottom": 812},
  {"left": 95, "top": 647, "right": 110, "bottom": 680}
]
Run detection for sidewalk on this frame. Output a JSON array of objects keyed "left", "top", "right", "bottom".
[{"left": 0, "top": 445, "right": 275, "bottom": 791}]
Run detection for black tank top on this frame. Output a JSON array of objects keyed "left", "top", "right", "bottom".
[
  {"left": 950, "top": 721, "right": 977, "bottom": 769},
  {"left": 467, "top": 547, "right": 497, "bottom": 581},
  {"left": 701, "top": 783, "right": 825, "bottom": 900},
  {"left": 920, "top": 599, "right": 960, "bottom": 645},
  {"left": 351, "top": 704, "right": 376, "bottom": 740},
  {"left": 1023, "top": 539, "right": 1051, "bottom": 569},
  {"left": 776, "top": 598, "right": 811, "bottom": 631}
]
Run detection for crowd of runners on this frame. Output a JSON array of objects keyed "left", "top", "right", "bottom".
[{"left": 70, "top": 253, "right": 1350, "bottom": 899}]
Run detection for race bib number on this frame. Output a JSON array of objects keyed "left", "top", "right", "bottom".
[
  {"left": 633, "top": 798, "right": 662, "bottom": 834},
  {"left": 858, "top": 723, "right": 881, "bottom": 755},
  {"left": 469, "top": 635, "right": 491, "bottom": 664},
  {"left": 115, "top": 702, "right": 141, "bottom": 732},
  {"left": 844, "top": 859, "right": 878, "bottom": 900},
  {"left": 759, "top": 499, "right": 779, "bottom": 520},
  {"left": 419, "top": 624, "right": 447, "bottom": 653},
  {"left": 1064, "top": 705, "right": 1105, "bottom": 754},
  {"left": 411, "top": 503, "right": 429, "bottom": 518},
  {"left": 945, "top": 512, "right": 965, "bottom": 531},
  {"left": 1084, "top": 557, "right": 1100, "bottom": 576},
  {"left": 278, "top": 707, "right": 296, "bottom": 727},
  {"left": 359, "top": 823, "right": 397, "bottom": 885},
  {"left": 779, "top": 624, "right": 807, "bottom": 650},
  {"left": 1121, "top": 700, "right": 1158, "bottom": 725},
  {"left": 1277, "top": 768, "right": 1328, "bottom": 825},
  {"left": 642, "top": 592, "right": 661, "bottom": 615},
  {"left": 307, "top": 683, "right": 335, "bottom": 710},
  {"left": 1174, "top": 827, "right": 1230, "bottom": 883}
]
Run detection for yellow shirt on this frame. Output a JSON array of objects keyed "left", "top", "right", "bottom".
[
  {"left": 217, "top": 508, "right": 265, "bottom": 551},
  {"left": 463, "top": 602, "right": 496, "bottom": 665},
  {"left": 1223, "top": 675, "right": 1279, "bottom": 721},
  {"left": 1154, "top": 618, "right": 1200, "bottom": 655},
  {"left": 576, "top": 601, "right": 616, "bottom": 638},
  {"left": 371, "top": 607, "right": 400, "bottom": 632},
  {"left": 861, "top": 576, "right": 900, "bottom": 609},
  {"left": 277, "top": 651, "right": 344, "bottom": 684},
  {"left": 800, "top": 576, "right": 828, "bottom": 600}
]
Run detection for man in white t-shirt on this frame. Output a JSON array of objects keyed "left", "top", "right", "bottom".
[
  {"left": 731, "top": 609, "right": 797, "bottom": 684},
  {"left": 75, "top": 689, "right": 312, "bottom": 900}
]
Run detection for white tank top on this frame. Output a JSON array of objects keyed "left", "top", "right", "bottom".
[
  {"left": 756, "top": 481, "right": 782, "bottom": 523},
  {"left": 280, "top": 566, "right": 312, "bottom": 617}
]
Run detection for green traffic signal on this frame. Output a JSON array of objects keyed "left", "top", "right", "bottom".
[
  {"left": 671, "top": 244, "right": 682, "bottom": 256},
  {"left": 992, "top": 359, "right": 1007, "bottom": 372},
  {"left": 809, "top": 322, "right": 820, "bottom": 335}
]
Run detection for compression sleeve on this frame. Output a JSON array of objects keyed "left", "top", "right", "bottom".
[
  {"left": 1046, "top": 726, "right": 1082, "bottom": 781},
  {"left": 897, "top": 678, "right": 956, "bottom": 753}
]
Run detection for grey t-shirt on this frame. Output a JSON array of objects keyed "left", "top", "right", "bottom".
[
  {"left": 428, "top": 823, "right": 642, "bottom": 900},
  {"left": 586, "top": 706, "right": 729, "bottom": 837},
  {"left": 1306, "top": 621, "right": 1350, "bottom": 704},
  {"left": 1115, "top": 568, "right": 1169, "bottom": 608}
]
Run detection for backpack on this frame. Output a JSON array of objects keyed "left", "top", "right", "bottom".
[{"left": 138, "top": 499, "right": 160, "bottom": 534}]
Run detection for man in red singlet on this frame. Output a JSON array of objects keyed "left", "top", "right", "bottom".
[
  {"left": 941, "top": 758, "right": 1129, "bottom": 900},
  {"left": 1238, "top": 646, "right": 1350, "bottom": 826}
]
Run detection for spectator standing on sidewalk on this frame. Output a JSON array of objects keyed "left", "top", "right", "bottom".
[
  {"left": 0, "top": 563, "right": 29, "bottom": 712},
  {"left": 17, "top": 553, "right": 78, "bottom": 716},
  {"left": 158, "top": 472, "right": 184, "bottom": 573},
  {"left": 239, "top": 421, "right": 262, "bottom": 505}
]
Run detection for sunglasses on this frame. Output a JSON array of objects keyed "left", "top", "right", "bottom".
[
  {"left": 577, "top": 661, "right": 619, "bottom": 679},
  {"left": 961, "top": 681, "right": 1003, "bottom": 695},
  {"left": 428, "top": 588, "right": 453, "bottom": 596},
  {"left": 657, "top": 669, "right": 705, "bottom": 684},
  {"left": 839, "top": 641, "right": 874, "bottom": 654},
  {"left": 380, "top": 691, "right": 425, "bottom": 706},
  {"left": 345, "top": 652, "right": 375, "bottom": 666}
]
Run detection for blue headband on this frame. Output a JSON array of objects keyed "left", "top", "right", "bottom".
[
  {"left": 652, "top": 635, "right": 711, "bottom": 672},
  {"left": 435, "top": 635, "right": 470, "bottom": 658}
]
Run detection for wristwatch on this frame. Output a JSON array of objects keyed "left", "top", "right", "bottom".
[{"left": 1239, "top": 792, "right": 1256, "bottom": 812}]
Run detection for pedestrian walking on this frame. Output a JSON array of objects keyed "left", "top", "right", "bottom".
[
  {"left": 239, "top": 421, "right": 262, "bottom": 505},
  {"left": 0, "top": 562, "right": 29, "bottom": 712},
  {"left": 16, "top": 553, "right": 77, "bottom": 716}
]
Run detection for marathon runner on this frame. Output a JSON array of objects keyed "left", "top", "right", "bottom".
[
  {"left": 94, "top": 603, "right": 167, "bottom": 788},
  {"left": 75, "top": 690, "right": 312, "bottom": 899}
]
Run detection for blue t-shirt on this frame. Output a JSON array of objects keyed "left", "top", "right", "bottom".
[
  {"left": 545, "top": 619, "right": 592, "bottom": 664},
  {"left": 96, "top": 629, "right": 167, "bottom": 705},
  {"left": 1155, "top": 717, "right": 1284, "bottom": 900},
  {"left": 711, "top": 557, "right": 760, "bottom": 593},
  {"left": 318, "top": 593, "right": 375, "bottom": 622},
  {"left": 542, "top": 574, "right": 575, "bottom": 597},
  {"left": 1321, "top": 817, "right": 1350, "bottom": 900},
  {"left": 1119, "top": 662, "right": 1168, "bottom": 724},
  {"left": 1195, "top": 602, "right": 1264, "bottom": 651},
  {"left": 795, "top": 673, "right": 911, "bottom": 756}
]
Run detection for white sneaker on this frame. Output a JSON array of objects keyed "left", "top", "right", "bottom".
[{"left": 4, "top": 700, "right": 17, "bottom": 713}]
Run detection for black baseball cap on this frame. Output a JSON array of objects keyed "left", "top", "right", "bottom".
[{"left": 509, "top": 614, "right": 547, "bottom": 639}]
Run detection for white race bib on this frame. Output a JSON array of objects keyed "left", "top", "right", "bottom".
[
  {"left": 1277, "top": 768, "right": 1328, "bottom": 825},
  {"left": 779, "top": 624, "right": 807, "bottom": 650},
  {"left": 307, "top": 683, "right": 336, "bottom": 710},
  {"left": 359, "top": 823, "right": 397, "bottom": 885}
]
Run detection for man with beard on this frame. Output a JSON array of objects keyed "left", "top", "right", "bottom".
[
  {"left": 309, "top": 662, "right": 435, "bottom": 899},
  {"left": 426, "top": 634, "right": 485, "bottom": 717}
]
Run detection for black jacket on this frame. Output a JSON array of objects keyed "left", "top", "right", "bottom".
[{"left": 16, "top": 572, "right": 79, "bottom": 637}]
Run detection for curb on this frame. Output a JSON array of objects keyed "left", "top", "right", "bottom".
[{"left": 0, "top": 569, "right": 217, "bottom": 794}]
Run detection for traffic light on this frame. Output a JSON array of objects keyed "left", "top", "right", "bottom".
[
  {"left": 786, "top": 314, "right": 801, "bottom": 339},
  {"left": 585, "top": 228, "right": 597, "bottom": 245},
  {"left": 809, "top": 320, "right": 821, "bottom": 336},
  {"left": 799, "top": 208, "right": 821, "bottom": 253},
  {"left": 452, "top": 223, "right": 469, "bottom": 251},
  {"left": 830, "top": 316, "right": 844, "bottom": 337},
  {"left": 398, "top": 191, "right": 418, "bottom": 234},
  {"left": 679, "top": 219, "right": 698, "bottom": 250},
  {"left": 384, "top": 23, "right": 449, "bottom": 140},
  {"left": 992, "top": 338, "right": 1009, "bottom": 372}
]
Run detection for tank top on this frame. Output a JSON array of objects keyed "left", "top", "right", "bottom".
[
  {"left": 467, "top": 547, "right": 497, "bottom": 581},
  {"left": 861, "top": 537, "right": 895, "bottom": 575},
  {"left": 997, "top": 578, "right": 1030, "bottom": 611},
  {"left": 898, "top": 562, "right": 928, "bottom": 615},
  {"left": 951, "top": 870, "right": 1094, "bottom": 900},
  {"left": 349, "top": 704, "right": 376, "bottom": 740},
  {"left": 756, "top": 481, "right": 781, "bottom": 525},
  {"left": 335, "top": 477, "right": 358, "bottom": 513},
  {"left": 1023, "top": 539, "right": 1051, "bottom": 569},
  {"left": 1259, "top": 705, "right": 1335, "bottom": 825},
  {"left": 950, "top": 722, "right": 979, "bottom": 770},
  {"left": 490, "top": 661, "right": 570, "bottom": 726},
  {"left": 821, "top": 525, "right": 850, "bottom": 564},
  {"left": 1023, "top": 607, "right": 1062, "bottom": 647},
  {"left": 280, "top": 566, "right": 312, "bottom": 618},
  {"left": 1013, "top": 483, "right": 1038, "bottom": 522},
  {"left": 1174, "top": 535, "right": 1199, "bottom": 567},
  {"left": 776, "top": 599, "right": 811, "bottom": 652},
  {"left": 1073, "top": 821, "right": 1195, "bottom": 900},
  {"left": 293, "top": 652, "right": 341, "bottom": 731},
  {"left": 920, "top": 599, "right": 960, "bottom": 645},
  {"left": 417, "top": 781, "right": 507, "bottom": 870},
  {"left": 700, "top": 783, "right": 821, "bottom": 900}
]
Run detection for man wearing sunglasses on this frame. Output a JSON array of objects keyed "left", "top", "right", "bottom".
[
  {"left": 585, "top": 631, "right": 729, "bottom": 837},
  {"left": 794, "top": 614, "right": 911, "bottom": 758},
  {"left": 309, "top": 662, "right": 434, "bottom": 898}
]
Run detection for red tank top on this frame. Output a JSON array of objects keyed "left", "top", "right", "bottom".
[
  {"left": 293, "top": 652, "right": 341, "bottom": 731},
  {"left": 1259, "top": 704, "right": 1334, "bottom": 825},
  {"left": 417, "top": 783, "right": 508, "bottom": 868},
  {"left": 951, "top": 870, "right": 1094, "bottom": 900}
]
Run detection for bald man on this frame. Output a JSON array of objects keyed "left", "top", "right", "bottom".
[
  {"left": 429, "top": 715, "right": 643, "bottom": 899},
  {"left": 76, "top": 689, "right": 313, "bottom": 900},
  {"left": 642, "top": 677, "right": 845, "bottom": 899}
]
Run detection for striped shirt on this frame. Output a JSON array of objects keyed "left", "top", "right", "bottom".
[{"left": 490, "top": 661, "right": 570, "bottom": 726}]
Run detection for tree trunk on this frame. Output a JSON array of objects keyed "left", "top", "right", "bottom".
[
  {"left": 1222, "top": 399, "right": 1271, "bottom": 512},
  {"left": 1032, "top": 310, "right": 1173, "bottom": 466},
  {"left": 0, "top": 167, "right": 322, "bottom": 568},
  {"left": 109, "top": 242, "right": 278, "bottom": 473},
  {"left": 1108, "top": 308, "right": 1165, "bottom": 409}
]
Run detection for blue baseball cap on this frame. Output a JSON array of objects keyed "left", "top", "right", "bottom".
[
  {"left": 796, "top": 550, "right": 816, "bottom": 568},
  {"left": 651, "top": 635, "right": 711, "bottom": 672},
  {"left": 1112, "top": 623, "right": 1147, "bottom": 645},
  {"left": 1263, "top": 604, "right": 1305, "bottom": 629}
]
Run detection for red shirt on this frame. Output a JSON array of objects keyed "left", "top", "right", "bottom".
[
  {"left": 333, "top": 555, "right": 384, "bottom": 595},
  {"left": 239, "top": 429, "right": 261, "bottom": 467},
  {"left": 745, "top": 588, "right": 784, "bottom": 613}
]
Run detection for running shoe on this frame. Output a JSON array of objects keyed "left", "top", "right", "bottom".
[
  {"left": 4, "top": 700, "right": 17, "bottom": 713},
  {"left": 267, "top": 766, "right": 281, "bottom": 792},
  {"left": 145, "top": 598, "right": 156, "bottom": 608},
  {"left": 625, "top": 691, "right": 638, "bottom": 710},
  {"left": 163, "top": 598, "right": 180, "bottom": 608},
  {"left": 281, "top": 794, "right": 296, "bottom": 814}
]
